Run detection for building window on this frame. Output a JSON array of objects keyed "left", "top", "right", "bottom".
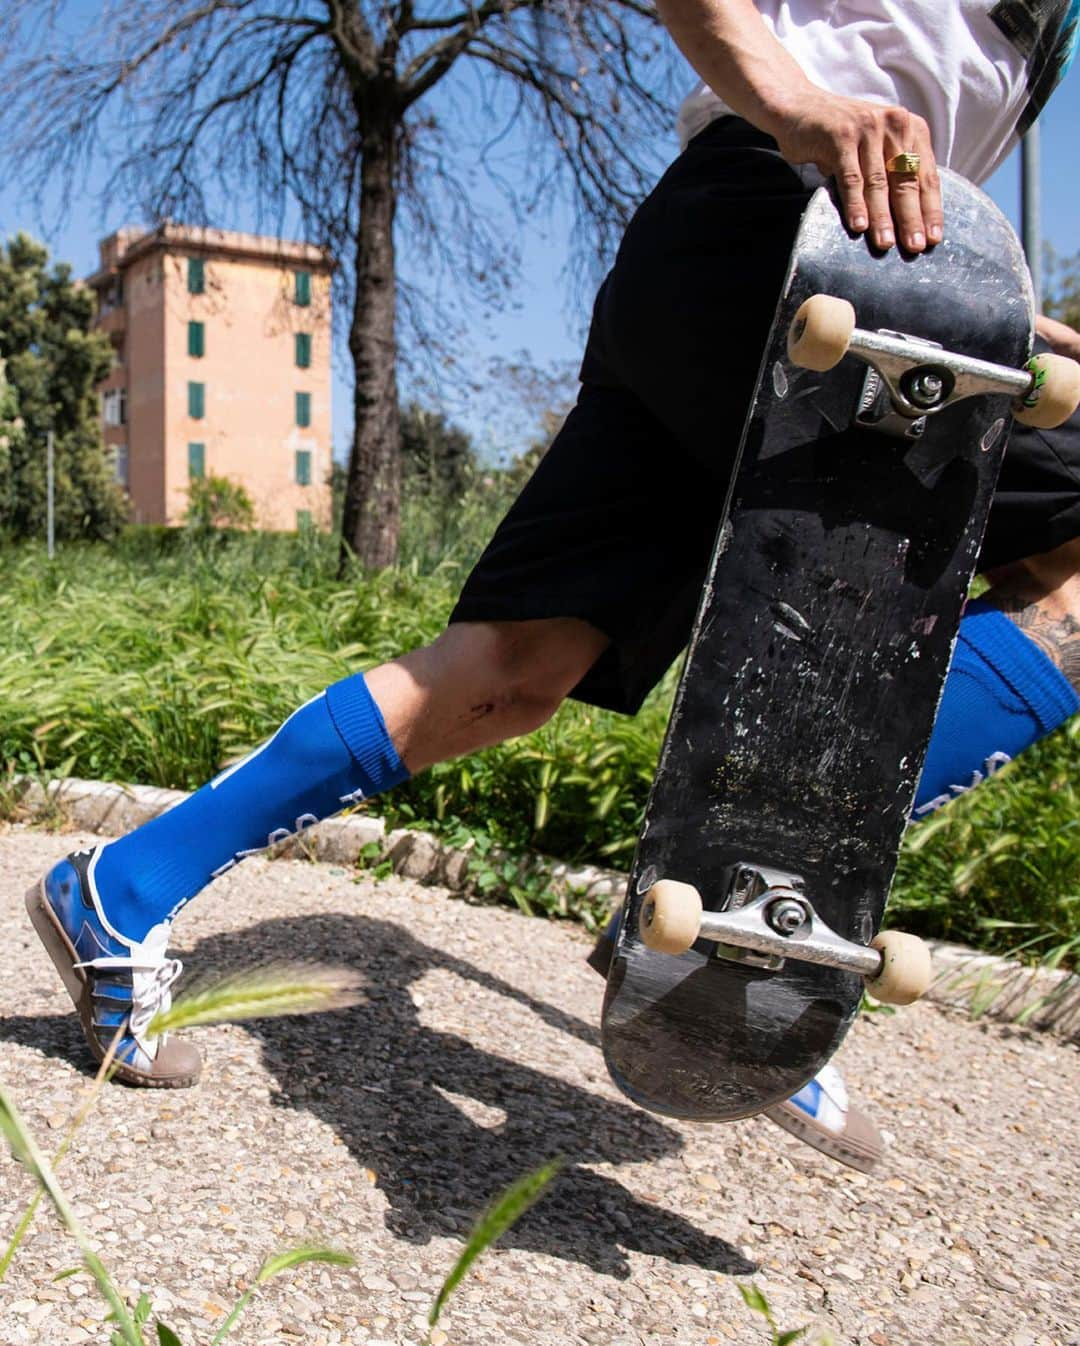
[
  {"left": 188, "top": 321, "right": 205, "bottom": 358},
  {"left": 295, "top": 391, "right": 311, "bottom": 427},
  {"left": 188, "top": 257, "right": 205, "bottom": 295},
  {"left": 113, "top": 443, "right": 129, "bottom": 488},
  {"left": 99, "top": 276, "right": 124, "bottom": 314},
  {"left": 294, "top": 270, "right": 311, "bottom": 307},
  {"left": 295, "top": 449, "right": 312, "bottom": 486},
  {"left": 295, "top": 332, "right": 312, "bottom": 368},
  {"left": 103, "top": 388, "right": 127, "bottom": 427},
  {"left": 296, "top": 509, "right": 313, "bottom": 532},
  {"left": 188, "top": 381, "right": 205, "bottom": 419},
  {"left": 188, "top": 442, "right": 206, "bottom": 479}
]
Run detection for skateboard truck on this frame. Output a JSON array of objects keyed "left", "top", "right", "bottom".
[
  {"left": 710, "top": 861, "right": 808, "bottom": 971},
  {"left": 787, "top": 294, "right": 1080, "bottom": 435},
  {"left": 638, "top": 864, "right": 932, "bottom": 1005}
]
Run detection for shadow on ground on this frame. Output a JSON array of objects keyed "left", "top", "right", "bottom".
[{"left": 6, "top": 911, "right": 755, "bottom": 1280}]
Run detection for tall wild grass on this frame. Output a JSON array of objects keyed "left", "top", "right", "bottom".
[{"left": 0, "top": 500, "right": 1075, "bottom": 963}]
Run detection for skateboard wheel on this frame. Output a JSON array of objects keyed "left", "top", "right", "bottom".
[
  {"left": 1013, "top": 351, "right": 1080, "bottom": 429},
  {"left": 639, "top": 880, "right": 703, "bottom": 956},
  {"left": 864, "top": 930, "right": 933, "bottom": 1005},
  {"left": 787, "top": 294, "right": 856, "bottom": 372}
]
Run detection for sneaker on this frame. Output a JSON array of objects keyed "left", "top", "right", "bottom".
[
  {"left": 763, "top": 1062, "right": 883, "bottom": 1172},
  {"left": 26, "top": 847, "right": 201, "bottom": 1088},
  {"left": 585, "top": 915, "right": 619, "bottom": 977},
  {"left": 586, "top": 920, "right": 882, "bottom": 1171}
]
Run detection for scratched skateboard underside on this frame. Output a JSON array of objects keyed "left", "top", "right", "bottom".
[{"left": 601, "top": 170, "right": 1033, "bottom": 1121}]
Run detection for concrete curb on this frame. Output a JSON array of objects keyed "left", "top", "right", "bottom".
[
  {"left": 923, "top": 938, "right": 1080, "bottom": 1041},
  {"left": 8, "top": 774, "right": 1078, "bottom": 1041},
  {"left": 9, "top": 773, "right": 624, "bottom": 911}
]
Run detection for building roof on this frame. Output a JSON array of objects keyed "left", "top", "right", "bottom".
[{"left": 87, "top": 222, "right": 333, "bottom": 287}]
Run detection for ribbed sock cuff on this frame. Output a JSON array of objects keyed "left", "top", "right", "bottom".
[
  {"left": 324, "top": 672, "right": 411, "bottom": 792},
  {"left": 962, "top": 601, "right": 1079, "bottom": 734}
]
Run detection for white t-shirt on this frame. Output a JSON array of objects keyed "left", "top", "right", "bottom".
[{"left": 676, "top": 1, "right": 1079, "bottom": 183}]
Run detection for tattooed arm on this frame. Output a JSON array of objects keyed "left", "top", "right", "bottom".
[{"left": 982, "top": 538, "right": 1080, "bottom": 692}]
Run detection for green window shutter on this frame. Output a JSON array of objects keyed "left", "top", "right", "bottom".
[
  {"left": 188, "top": 442, "right": 206, "bottom": 478},
  {"left": 296, "top": 509, "right": 313, "bottom": 532},
  {"left": 294, "top": 270, "right": 311, "bottom": 306},
  {"left": 188, "top": 381, "right": 205, "bottom": 419},
  {"left": 188, "top": 321, "right": 205, "bottom": 358},
  {"left": 295, "top": 332, "right": 312, "bottom": 368},
  {"left": 188, "top": 257, "right": 205, "bottom": 295},
  {"left": 295, "top": 391, "right": 311, "bottom": 427},
  {"left": 295, "top": 449, "right": 312, "bottom": 486}
]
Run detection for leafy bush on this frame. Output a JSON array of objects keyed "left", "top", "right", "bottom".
[{"left": 183, "top": 474, "right": 256, "bottom": 534}]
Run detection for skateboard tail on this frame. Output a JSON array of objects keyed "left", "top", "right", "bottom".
[{"left": 602, "top": 939, "right": 857, "bottom": 1121}]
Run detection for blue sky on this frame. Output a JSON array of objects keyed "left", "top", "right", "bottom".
[{"left": 0, "top": 27, "right": 1076, "bottom": 463}]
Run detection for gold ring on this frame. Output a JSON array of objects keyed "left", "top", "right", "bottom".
[{"left": 886, "top": 151, "right": 921, "bottom": 175}]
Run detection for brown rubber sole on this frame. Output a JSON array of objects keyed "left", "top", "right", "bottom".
[
  {"left": 763, "top": 1098, "right": 882, "bottom": 1173},
  {"left": 25, "top": 880, "right": 201, "bottom": 1089}
]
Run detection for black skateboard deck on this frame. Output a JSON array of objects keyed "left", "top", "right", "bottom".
[{"left": 600, "top": 169, "right": 1035, "bottom": 1122}]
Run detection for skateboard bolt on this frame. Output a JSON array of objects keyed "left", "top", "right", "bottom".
[
  {"left": 767, "top": 898, "right": 807, "bottom": 936},
  {"left": 908, "top": 371, "right": 945, "bottom": 408}
]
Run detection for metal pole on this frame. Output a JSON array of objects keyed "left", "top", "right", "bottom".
[
  {"left": 46, "top": 430, "right": 55, "bottom": 560},
  {"left": 1020, "top": 125, "right": 1043, "bottom": 312}
]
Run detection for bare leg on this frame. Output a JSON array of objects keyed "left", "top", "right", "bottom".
[
  {"left": 27, "top": 614, "right": 611, "bottom": 1086},
  {"left": 367, "top": 617, "right": 612, "bottom": 772}
]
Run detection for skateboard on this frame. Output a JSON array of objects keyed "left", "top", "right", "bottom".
[{"left": 600, "top": 168, "right": 1080, "bottom": 1122}]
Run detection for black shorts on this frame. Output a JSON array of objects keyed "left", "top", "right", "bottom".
[{"left": 451, "top": 118, "right": 1080, "bottom": 714}]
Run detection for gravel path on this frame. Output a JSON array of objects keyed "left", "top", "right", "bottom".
[{"left": 2, "top": 826, "right": 1078, "bottom": 1346}]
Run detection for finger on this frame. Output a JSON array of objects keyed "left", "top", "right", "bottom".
[
  {"left": 858, "top": 139, "right": 895, "bottom": 250},
  {"left": 914, "top": 128, "right": 943, "bottom": 245},
  {"left": 884, "top": 153, "right": 927, "bottom": 252},
  {"left": 834, "top": 145, "right": 870, "bottom": 237}
]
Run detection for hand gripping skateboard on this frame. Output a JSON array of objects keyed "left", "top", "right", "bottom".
[{"left": 600, "top": 168, "right": 1080, "bottom": 1122}]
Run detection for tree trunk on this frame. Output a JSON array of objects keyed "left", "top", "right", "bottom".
[{"left": 340, "top": 116, "right": 400, "bottom": 573}]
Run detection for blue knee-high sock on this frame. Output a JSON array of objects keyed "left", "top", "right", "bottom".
[
  {"left": 913, "top": 600, "right": 1078, "bottom": 817},
  {"left": 91, "top": 672, "right": 409, "bottom": 943}
]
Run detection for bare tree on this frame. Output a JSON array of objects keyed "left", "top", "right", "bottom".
[
  {"left": 0, "top": 1, "right": 674, "bottom": 570},
  {"left": 1045, "top": 245, "right": 1080, "bottom": 330}
]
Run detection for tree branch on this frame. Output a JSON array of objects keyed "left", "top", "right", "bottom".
[{"left": 399, "top": 0, "right": 543, "bottom": 106}]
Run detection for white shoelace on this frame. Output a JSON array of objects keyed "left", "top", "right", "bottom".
[{"left": 74, "top": 951, "right": 184, "bottom": 1053}]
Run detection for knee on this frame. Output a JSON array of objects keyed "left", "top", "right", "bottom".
[
  {"left": 1009, "top": 536, "right": 1080, "bottom": 596},
  {"left": 470, "top": 623, "right": 577, "bottom": 726},
  {"left": 436, "top": 619, "right": 606, "bottom": 730}
]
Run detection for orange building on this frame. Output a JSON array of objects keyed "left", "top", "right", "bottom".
[{"left": 88, "top": 224, "right": 333, "bottom": 531}]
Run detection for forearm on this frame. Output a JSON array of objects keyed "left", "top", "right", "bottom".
[
  {"left": 1035, "top": 314, "right": 1080, "bottom": 360},
  {"left": 658, "top": 0, "right": 943, "bottom": 254},
  {"left": 655, "top": 0, "right": 816, "bottom": 138},
  {"left": 982, "top": 540, "right": 1080, "bottom": 691}
]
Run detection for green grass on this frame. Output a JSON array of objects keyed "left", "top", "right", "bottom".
[
  {"left": 0, "top": 959, "right": 560, "bottom": 1343},
  {"left": 889, "top": 720, "right": 1079, "bottom": 961},
  {"left": 0, "top": 966, "right": 361, "bottom": 1344},
  {"left": 0, "top": 527, "right": 1076, "bottom": 964},
  {"left": 427, "top": 1158, "right": 562, "bottom": 1337}
]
